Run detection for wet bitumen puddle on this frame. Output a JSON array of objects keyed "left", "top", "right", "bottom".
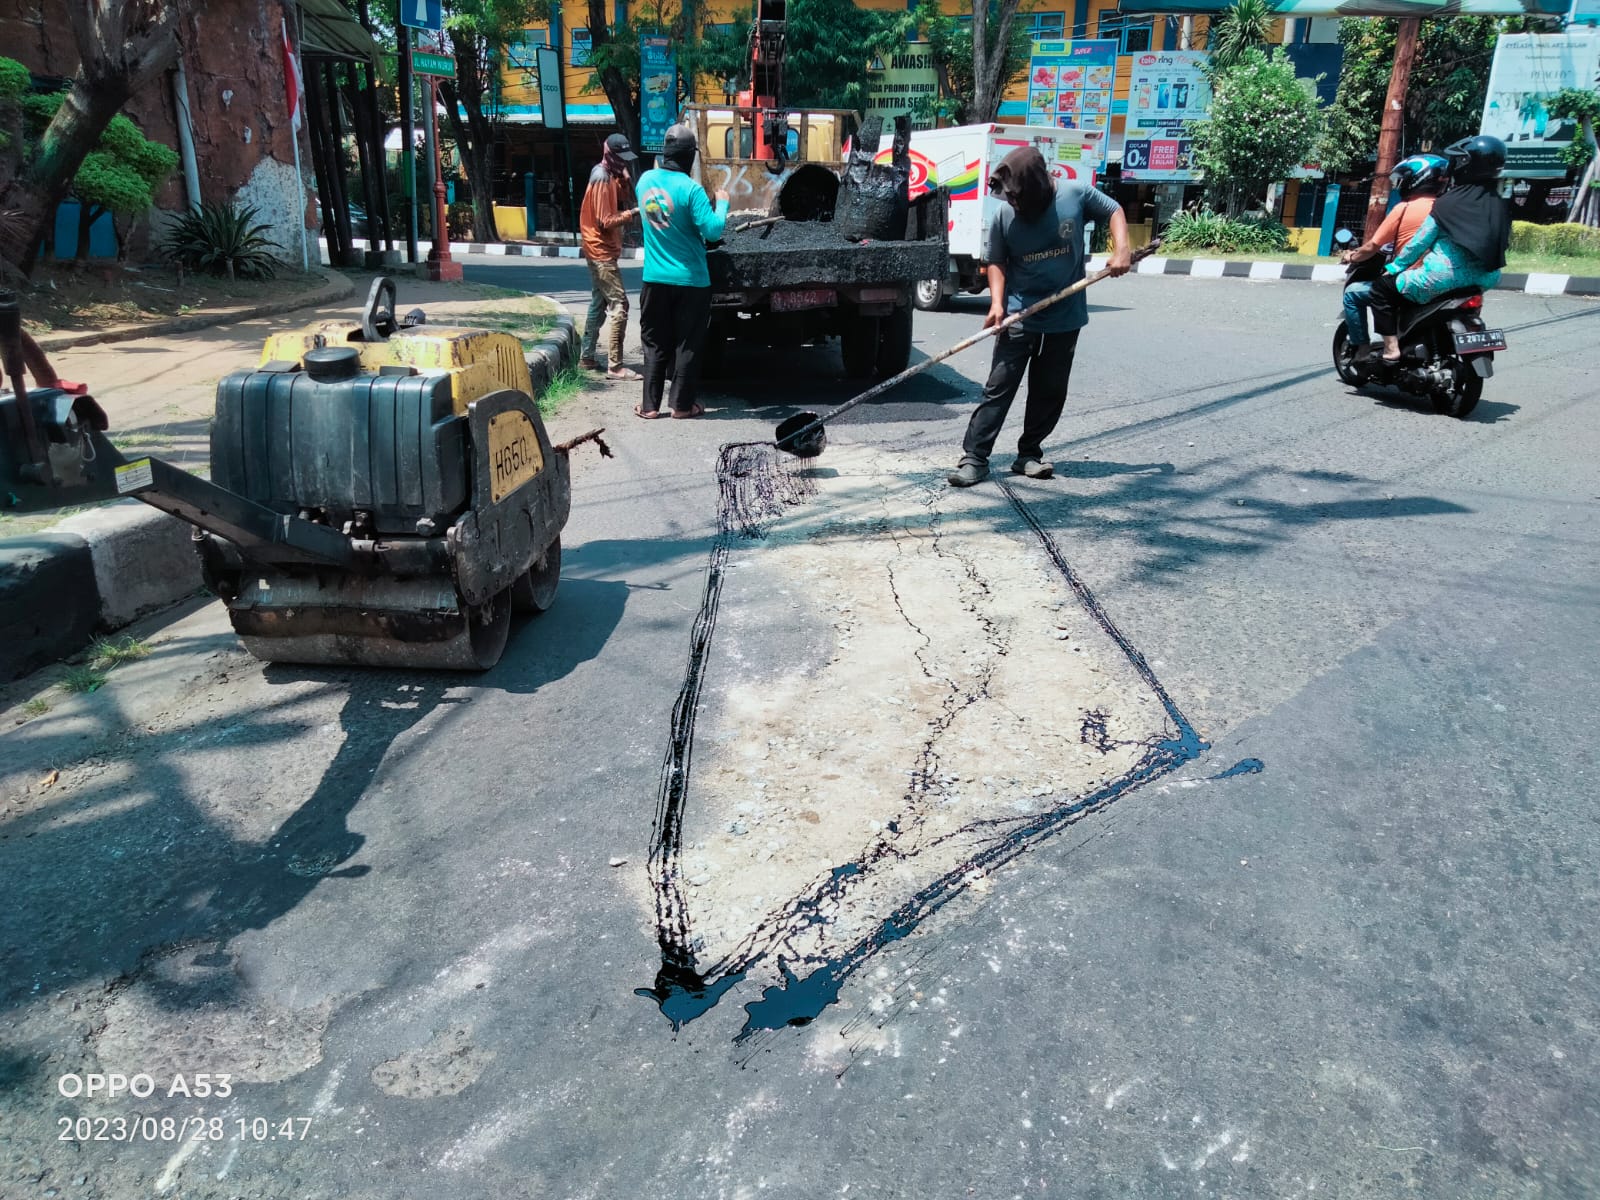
[{"left": 637, "top": 441, "right": 1226, "bottom": 1047}]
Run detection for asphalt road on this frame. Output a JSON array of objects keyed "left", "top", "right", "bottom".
[{"left": 3, "top": 262, "right": 1598, "bottom": 1199}]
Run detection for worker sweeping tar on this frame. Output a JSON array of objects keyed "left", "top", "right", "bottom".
[{"left": 948, "top": 146, "right": 1130, "bottom": 487}]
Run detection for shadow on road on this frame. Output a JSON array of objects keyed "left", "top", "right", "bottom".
[{"left": 0, "top": 576, "right": 627, "bottom": 1031}]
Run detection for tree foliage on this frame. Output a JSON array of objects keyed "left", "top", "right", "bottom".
[
  {"left": 782, "top": 0, "right": 913, "bottom": 111},
  {"left": 1203, "top": 0, "right": 1273, "bottom": 72},
  {"left": 1318, "top": 16, "right": 1556, "bottom": 176},
  {"left": 919, "top": 0, "right": 1032, "bottom": 126},
  {"left": 1188, "top": 47, "right": 1322, "bottom": 216}
]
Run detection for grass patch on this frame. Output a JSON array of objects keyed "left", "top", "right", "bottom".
[
  {"left": 463, "top": 308, "right": 557, "bottom": 350},
  {"left": 21, "top": 697, "right": 51, "bottom": 719},
  {"left": 89, "top": 635, "right": 151, "bottom": 671},
  {"left": 538, "top": 364, "right": 597, "bottom": 417},
  {"left": 60, "top": 665, "right": 108, "bottom": 694},
  {"left": 108, "top": 432, "right": 176, "bottom": 451}
]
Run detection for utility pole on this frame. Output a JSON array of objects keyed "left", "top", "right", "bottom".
[{"left": 1364, "top": 17, "right": 1420, "bottom": 241}]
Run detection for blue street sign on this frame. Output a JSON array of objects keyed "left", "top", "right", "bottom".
[{"left": 400, "top": 0, "right": 443, "bottom": 32}]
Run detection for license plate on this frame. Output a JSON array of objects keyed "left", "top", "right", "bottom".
[
  {"left": 1454, "top": 328, "right": 1506, "bottom": 354},
  {"left": 770, "top": 288, "right": 836, "bottom": 313}
]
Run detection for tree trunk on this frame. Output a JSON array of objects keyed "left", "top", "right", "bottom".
[
  {"left": 1568, "top": 117, "right": 1598, "bottom": 228},
  {"left": 587, "top": 0, "right": 641, "bottom": 153},
  {"left": 74, "top": 201, "right": 98, "bottom": 261},
  {"left": 1363, "top": 16, "right": 1419, "bottom": 243},
  {"left": 0, "top": 0, "right": 179, "bottom": 277},
  {"left": 970, "top": 0, "right": 1023, "bottom": 124},
  {"left": 443, "top": 30, "right": 501, "bottom": 243}
]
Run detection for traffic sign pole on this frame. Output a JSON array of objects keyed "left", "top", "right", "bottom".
[
  {"left": 426, "top": 75, "right": 462, "bottom": 281},
  {"left": 399, "top": 27, "right": 418, "bottom": 262}
]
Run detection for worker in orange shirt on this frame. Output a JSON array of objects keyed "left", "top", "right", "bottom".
[{"left": 579, "top": 133, "right": 641, "bottom": 381}]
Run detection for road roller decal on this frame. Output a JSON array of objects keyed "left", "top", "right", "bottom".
[{"left": 487, "top": 409, "right": 544, "bottom": 503}]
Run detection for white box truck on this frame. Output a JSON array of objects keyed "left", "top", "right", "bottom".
[{"left": 876, "top": 123, "right": 1099, "bottom": 310}]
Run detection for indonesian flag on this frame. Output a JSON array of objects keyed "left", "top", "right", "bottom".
[{"left": 281, "top": 16, "right": 303, "bottom": 132}]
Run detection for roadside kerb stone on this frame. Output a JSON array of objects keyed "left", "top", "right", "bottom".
[
  {"left": 1097, "top": 255, "right": 1600, "bottom": 297},
  {"left": 32, "top": 269, "right": 354, "bottom": 352},
  {"left": 53, "top": 501, "right": 203, "bottom": 631},
  {"left": 524, "top": 311, "right": 578, "bottom": 393},
  {"left": 0, "top": 533, "right": 99, "bottom": 682}
]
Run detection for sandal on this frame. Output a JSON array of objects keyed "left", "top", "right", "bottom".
[
  {"left": 579, "top": 358, "right": 602, "bottom": 372},
  {"left": 670, "top": 403, "right": 706, "bottom": 420},
  {"left": 606, "top": 367, "right": 644, "bottom": 381},
  {"left": 633, "top": 405, "right": 665, "bottom": 419}
]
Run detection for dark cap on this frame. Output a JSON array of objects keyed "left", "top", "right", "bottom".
[
  {"left": 663, "top": 124, "right": 698, "bottom": 156},
  {"left": 605, "top": 133, "right": 637, "bottom": 161}
]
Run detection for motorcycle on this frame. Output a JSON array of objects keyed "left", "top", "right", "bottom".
[{"left": 1329, "top": 227, "right": 1504, "bottom": 419}]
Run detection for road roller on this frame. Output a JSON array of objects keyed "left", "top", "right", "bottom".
[{"left": 0, "top": 279, "right": 579, "bottom": 671}]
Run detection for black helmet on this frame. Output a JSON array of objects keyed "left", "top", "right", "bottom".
[
  {"left": 1390, "top": 153, "right": 1449, "bottom": 198},
  {"left": 1443, "top": 135, "right": 1507, "bottom": 184}
]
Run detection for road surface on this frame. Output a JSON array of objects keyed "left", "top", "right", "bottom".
[{"left": 3, "top": 264, "right": 1597, "bottom": 1199}]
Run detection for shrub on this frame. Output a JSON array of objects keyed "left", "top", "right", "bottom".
[
  {"left": 162, "top": 201, "right": 280, "bottom": 279},
  {"left": 1160, "top": 207, "right": 1291, "bottom": 254},
  {"left": 1510, "top": 220, "right": 1600, "bottom": 259},
  {"left": 0, "top": 56, "right": 29, "bottom": 103}
]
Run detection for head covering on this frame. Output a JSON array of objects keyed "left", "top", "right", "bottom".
[
  {"left": 1431, "top": 182, "right": 1510, "bottom": 272},
  {"left": 661, "top": 124, "right": 697, "bottom": 173},
  {"left": 602, "top": 133, "right": 636, "bottom": 176},
  {"left": 988, "top": 146, "right": 1054, "bottom": 222}
]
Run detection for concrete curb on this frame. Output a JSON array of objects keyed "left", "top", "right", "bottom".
[
  {"left": 32, "top": 269, "right": 355, "bottom": 352},
  {"left": 524, "top": 308, "right": 580, "bottom": 393},
  {"left": 1092, "top": 255, "right": 1600, "bottom": 298},
  {"left": 328, "top": 237, "right": 644, "bottom": 264},
  {"left": 7, "top": 299, "right": 580, "bottom": 683}
]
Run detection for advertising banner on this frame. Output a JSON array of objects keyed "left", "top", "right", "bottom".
[
  {"left": 865, "top": 46, "right": 940, "bottom": 131},
  {"left": 639, "top": 35, "right": 677, "bottom": 152},
  {"left": 1480, "top": 30, "right": 1600, "bottom": 178},
  {"left": 536, "top": 45, "right": 564, "bottom": 130},
  {"left": 1026, "top": 39, "right": 1119, "bottom": 168},
  {"left": 1120, "top": 50, "right": 1210, "bottom": 181}
]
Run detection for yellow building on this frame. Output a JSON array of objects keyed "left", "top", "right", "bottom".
[{"left": 488, "top": 0, "right": 1321, "bottom": 239}]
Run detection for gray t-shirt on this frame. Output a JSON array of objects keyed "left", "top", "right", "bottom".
[{"left": 986, "top": 180, "right": 1121, "bottom": 333}]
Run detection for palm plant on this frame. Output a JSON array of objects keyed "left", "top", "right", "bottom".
[
  {"left": 161, "top": 201, "right": 279, "bottom": 280},
  {"left": 1206, "top": 0, "right": 1274, "bottom": 72}
]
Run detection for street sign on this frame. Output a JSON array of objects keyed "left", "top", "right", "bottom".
[
  {"left": 413, "top": 50, "right": 453, "bottom": 76},
  {"left": 399, "top": 0, "right": 442, "bottom": 32}
]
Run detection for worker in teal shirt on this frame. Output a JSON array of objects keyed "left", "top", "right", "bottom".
[{"left": 634, "top": 124, "right": 729, "bottom": 419}]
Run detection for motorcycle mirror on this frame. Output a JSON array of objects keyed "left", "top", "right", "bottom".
[{"left": 1333, "top": 229, "right": 1356, "bottom": 247}]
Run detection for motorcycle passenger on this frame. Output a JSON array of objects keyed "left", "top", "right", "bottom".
[
  {"left": 1340, "top": 154, "right": 1447, "bottom": 353},
  {"left": 1367, "top": 136, "right": 1511, "bottom": 365}
]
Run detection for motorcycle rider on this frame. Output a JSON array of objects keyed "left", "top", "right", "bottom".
[
  {"left": 1367, "top": 136, "right": 1511, "bottom": 365},
  {"left": 1341, "top": 153, "right": 1447, "bottom": 355}
]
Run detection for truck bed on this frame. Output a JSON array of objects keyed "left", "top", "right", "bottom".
[
  {"left": 706, "top": 188, "right": 949, "bottom": 294},
  {"left": 707, "top": 232, "right": 948, "bottom": 292}
]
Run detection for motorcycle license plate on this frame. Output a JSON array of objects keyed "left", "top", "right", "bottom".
[
  {"left": 771, "top": 288, "right": 837, "bottom": 313},
  {"left": 1453, "top": 328, "right": 1506, "bottom": 354}
]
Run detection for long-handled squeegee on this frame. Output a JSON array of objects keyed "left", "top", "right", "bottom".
[{"left": 774, "top": 239, "right": 1161, "bottom": 458}]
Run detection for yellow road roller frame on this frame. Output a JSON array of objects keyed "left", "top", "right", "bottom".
[{"left": 259, "top": 322, "right": 534, "bottom": 417}]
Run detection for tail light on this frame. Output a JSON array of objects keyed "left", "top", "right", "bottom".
[{"left": 1461, "top": 294, "right": 1483, "bottom": 310}]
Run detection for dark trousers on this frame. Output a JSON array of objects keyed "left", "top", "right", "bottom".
[
  {"left": 639, "top": 282, "right": 712, "bottom": 414},
  {"left": 1368, "top": 274, "right": 1404, "bottom": 336},
  {"left": 960, "top": 326, "right": 1080, "bottom": 466}
]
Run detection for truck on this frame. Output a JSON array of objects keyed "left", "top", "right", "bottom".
[
  {"left": 875, "top": 124, "right": 1100, "bottom": 311},
  {"left": 681, "top": 105, "right": 950, "bottom": 382}
]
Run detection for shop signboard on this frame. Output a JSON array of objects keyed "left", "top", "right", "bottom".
[
  {"left": 1120, "top": 50, "right": 1210, "bottom": 181},
  {"left": 639, "top": 35, "right": 677, "bottom": 152},
  {"left": 1026, "top": 39, "right": 1119, "bottom": 168},
  {"left": 1481, "top": 30, "right": 1600, "bottom": 178},
  {"left": 865, "top": 46, "right": 940, "bottom": 131}
]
